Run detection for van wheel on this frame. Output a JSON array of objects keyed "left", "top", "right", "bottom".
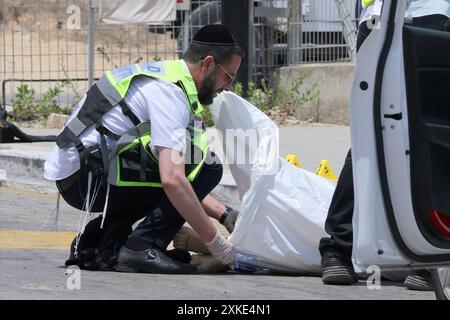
[{"left": 431, "top": 268, "right": 450, "bottom": 300}]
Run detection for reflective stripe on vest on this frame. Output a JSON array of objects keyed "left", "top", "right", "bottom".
[
  {"left": 362, "top": 0, "right": 375, "bottom": 8},
  {"left": 104, "top": 60, "right": 203, "bottom": 115}
]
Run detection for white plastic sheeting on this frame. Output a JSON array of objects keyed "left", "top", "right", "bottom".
[
  {"left": 209, "top": 92, "right": 335, "bottom": 274},
  {"left": 99, "top": 0, "right": 176, "bottom": 24}
]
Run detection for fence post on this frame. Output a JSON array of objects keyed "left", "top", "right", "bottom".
[
  {"left": 248, "top": 2, "right": 254, "bottom": 85},
  {"left": 288, "top": 0, "right": 303, "bottom": 65},
  {"left": 221, "top": 0, "right": 250, "bottom": 92},
  {"left": 335, "top": 0, "right": 357, "bottom": 62},
  {"left": 87, "top": 0, "right": 96, "bottom": 89}
]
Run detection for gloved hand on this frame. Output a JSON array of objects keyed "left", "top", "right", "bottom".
[
  {"left": 205, "top": 230, "right": 235, "bottom": 267},
  {"left": 219, "top": 206, "right": 239, "bottom": 233}
]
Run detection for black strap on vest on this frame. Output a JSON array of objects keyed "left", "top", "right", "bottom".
[
  {"left": 57, "top": 81, "right": 141, "bottom": 145},
  {"left": 57, "top": 83, "right": 117, "bottom": 149},
  {"left": 95, "top": 125, "right": 121, "bottom": 141},
  {"left": 56, "top": 80, "right": 142, "bottom": 185},
  {"left": 119, "top": 100, "right": 141, "bottom": 127}
]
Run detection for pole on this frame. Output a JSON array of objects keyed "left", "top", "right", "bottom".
[
  {"left": 288, "top": 0, "right": 303, "bottom": 65},
  {"left": 221, "top": 0, "right": 250, "bottom": 91},
  {"left": 87, "top": 0, "right": 95, "bottom": 89},
  {"left": 248, "top": 2, "right": 254, "bottom": 84}
]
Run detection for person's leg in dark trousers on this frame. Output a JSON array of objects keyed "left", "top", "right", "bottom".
[
  {"left": 59, "top": 152, "right": 222, "bottom": 273},
  {"left": 116, "top": 153, "right": 223, "bottom": 274},
  {"left": 126, "top": 155, "right": 223, "bottom": 251},
  {"left": 58, "top": 171, "right": 165, "bottom": 270},
  {"left": 319, "top": 22, "right": 371, "bottom": 285},
  {"left": 58, "top": 172, "right": 110, "bottom": 268},
  {"left": 319, "top": 150, "right": 354, "bottom": 258}
]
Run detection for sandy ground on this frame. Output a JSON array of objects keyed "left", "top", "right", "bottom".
[{"left": 1, "top": 1, "right": 179, "bottom": 105}]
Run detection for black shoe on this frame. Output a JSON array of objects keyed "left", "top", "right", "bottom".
[
  {"left": 81, "top": 248, "right": 118, "bottom": 271},
  {"left": 321, "top": 250, "right": 358, "bottom": 285},
  {"left": 65, "top": 236, "right": 78, "bottom": 267},
  {"left": 65, "top": 236, "right": 118, "bottom": 271},
  {"left": 404, "top": 269, "right": 434, "bottom": 291},
  {"left": 115, "top": 245, "right": 198, "bottom": 274}
]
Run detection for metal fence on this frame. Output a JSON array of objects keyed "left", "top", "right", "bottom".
[
  {"left": 0, "top": 0, "right": 221, "bottom": 110},
  {"left": 0, "top": 0, "right": 358, "bottom": 111},
  {"left": 251, "top": 0, "right": 359, "bottom": 82}
]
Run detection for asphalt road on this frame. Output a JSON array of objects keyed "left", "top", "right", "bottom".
[
  {"left": 0, "top": 247, "right": 435, "bottom": 300},
  {"left": 0, "top": 124, "right": 436, "bottom": 300}
]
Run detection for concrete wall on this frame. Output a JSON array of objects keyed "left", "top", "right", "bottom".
[{"left": 275, "top": 63, "right": 355, "bottom": 125}]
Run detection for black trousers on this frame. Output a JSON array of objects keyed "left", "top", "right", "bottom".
[
  {"left": 57, "top": 153, "right": 223, "bottom": 268},
  {"left": 319, "top": 14, "right": 450, "bottom": 258},
  {"left": 318, "top": 149, "right": 354, "bottom": 257}
]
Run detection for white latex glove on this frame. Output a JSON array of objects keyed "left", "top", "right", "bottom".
[{"left": 205, "top": 230, "right": 235, "bottom": 267}]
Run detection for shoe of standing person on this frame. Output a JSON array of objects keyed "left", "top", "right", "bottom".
[
  {"left": 404, "top": 269, "right": 434, "bottom": 291},
  {"left": 321, "top": 250, "right": 359, "bottom": 285}
]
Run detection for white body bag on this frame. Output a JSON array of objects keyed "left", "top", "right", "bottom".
[{"left": 210, "top": 92, "right": 336, "bottom": 274}]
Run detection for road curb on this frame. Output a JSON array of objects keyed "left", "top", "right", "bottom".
[
  {"left": 0, "top": 148, "right": 241, "bottom": 207},
  {"left": 0, "top": 149, "right": 51, "bottom": 187}
]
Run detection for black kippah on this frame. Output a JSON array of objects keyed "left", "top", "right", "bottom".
[{"left": 192, "top": 24, "right": 237, "bottom": 46}]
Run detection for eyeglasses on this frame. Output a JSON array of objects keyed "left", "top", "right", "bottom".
[{"left": 216, "top": 62, "right": 237, "bottom": 87}]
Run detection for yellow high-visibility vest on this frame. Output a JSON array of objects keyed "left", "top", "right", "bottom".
[{"left": 362, "top": 0, "right": 375, "bottom": 8}]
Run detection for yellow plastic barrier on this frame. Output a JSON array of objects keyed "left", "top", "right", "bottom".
[
  {"left": 315, "top": 160, "right": 338, "bottom": 183},
  {"left": 285, "top": 154, "right": 302, "bottom": 168},
  {"left": 285, "top": 154, "right": 338, "bottom": 183}
]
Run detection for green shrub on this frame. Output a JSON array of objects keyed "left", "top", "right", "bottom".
[
  {"left": 232, "top": 71, "right": 320, "bottom": 115},
  {"left": 11, "top": 84, "right": 37, "bottom": 121},
  {"left": 201, "top": 107, "right": 214, "bottom": 127},
  {"left": 232, "top": 82, "right": 243, "bottom": 97},
  {"left": 202, "top": 72, "right": 319, "bottom": 127},
  {"left": 11, "top": 82, "right": 71, "bottom": 122},
  {"left": 232, "top": 71, "right": 320, "bottom": 116},
  {"left": 36, "top": 84, "right": 64, "bottom": 119},
  {"left": 246, "top": 80, "right": 271, "bottom": 112},
  {"left": 281, "top": 70, "right": 320, "bottom": 116}
]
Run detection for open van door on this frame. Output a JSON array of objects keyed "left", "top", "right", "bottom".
[{"left": 350, "top": 0, "right": 450, "bottom": 299}]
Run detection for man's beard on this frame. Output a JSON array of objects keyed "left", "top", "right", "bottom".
[{"left": 197, "top": 73, "right": 216, "bottom": 105}]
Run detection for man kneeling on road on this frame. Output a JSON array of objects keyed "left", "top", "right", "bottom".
[{"left": 44, "top": 25, "right": 242, "bottom": 274}]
